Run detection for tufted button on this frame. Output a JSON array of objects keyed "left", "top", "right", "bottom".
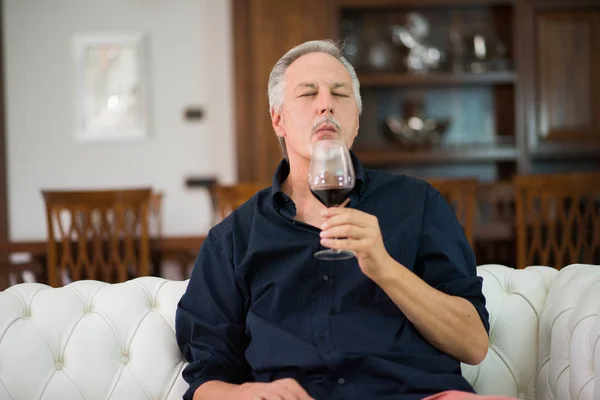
[
  {"left": 338, "top": 378, "right": 345, "bottom": 385},
  {"left": 55, "top": 361, "right": 64, "bottom": 370},
  {"left": 120, "top": 354, "right": 129, "bottom": 364}
]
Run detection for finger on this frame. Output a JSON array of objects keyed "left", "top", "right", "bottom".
[
  {"left": 321, "top": 211, "right": 373, "bottom": 231},
  {"left": 281, "top": 379, "right": 314, "bottom": 400},
  {"left": 279, "top": 389, "right": 301, "bottom": 400},
  {"left": 320, "top": 224, "right": 363, "bottom": 239},
  {"left": 321, "top": 237, "right": 366, "bottom": 252}
]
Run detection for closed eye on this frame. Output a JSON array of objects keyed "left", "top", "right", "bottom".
[
  {"left": 299, "top": 92, "right": 316, "bottom": 97},
  {"left": 333, "top": 93, "right": 349, "bottom": 97}
]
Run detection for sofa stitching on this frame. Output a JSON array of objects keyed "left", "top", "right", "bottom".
[
  {"left": 164, "top": 361, "right": 186, "bottom": 399},
  {"left": 511, "top": 292, "right": 541, "bottom": 321},
  {"left": 105, "top": 364, "right": 126, "bottom": 400},
  {"left": 575, "top": 375, "right": 595, "bottom": 400},
  {"left": 49, "top": 368, "right": 86, "bottom": 400},
  {"left": 124, "top": 364, "right": 152, "bottom": 399},
  {"left": 132, "top": 279, "right": 163, "bottom": 307},
  {"left": 592, "top": 328, "right": 600, "bottom": 363},
  {"left": 87, "top": 283, "right": 109, "bottom": 312},
  {"left": 35, "top": 369, "right": 60, "bottom": 400},
  {"left": 5, "top": 289, "right": 27, "bottom": 312},
  {"left": 0, "top": 317, "right": 20, "bottom": 348},
  {"left": 0, "top": 375, "right": 15, "bottom": 400},
  {"left": 90, "top": 311, "right": 125, "bottom": 353},
  {"left": 26, "top": 317, "right": 60, "bottom": 361},
  {"left": 555, "top": 364, "right": 570, "bottom": 395},
  {"left": 488, "top": 343, "right": 520, "bottom": 390},
  {"left": 570, "top": 315, "right": 597, "bottom": 340},
  {"left": 124, "top": 309, "right": 151, "bottom": 354},
  {"left": 154, "top": 307, "right": 176, "bottom": 333},
  {"left": 549, "top": 308, "right": 575, "bottom": 342},
  {"left": 59, "top": 313, "right": 92, "bottom": 363},
  {"left": 66, "top": 285, "right": 89, "bottom": 311}
]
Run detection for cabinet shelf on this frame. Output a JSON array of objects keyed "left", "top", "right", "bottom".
[
  {"left": 358, "top": 71, "right": 516, "bottom": 87},
  {"left": 355, "top": 143, "right": 518, "bottom": 166},
  {"left": 339, "top": 0, "right": 514, "bottom": 8}
]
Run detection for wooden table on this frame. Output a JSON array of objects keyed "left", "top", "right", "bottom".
[{"left": 0, "top": 235, "right": 206, "bottom": 287}]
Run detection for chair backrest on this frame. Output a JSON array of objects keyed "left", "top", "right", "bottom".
[
  {"left": 514, "top": 172, "right": 600, "bottom": 269},
  {"left": 210, "top": 183, "right": 268, "bottom": 223},
  {"left": 474, "top": 181, "right": 516, "bottom": 267},
  {"left": 149, "top": 191, "right": 163, "bottom": 238},
  {"left": 426, "top": 178, "right": 478, "bottom": 245},
  {"left": 41, "top": 188, "right": 153, "bottom": 287}
]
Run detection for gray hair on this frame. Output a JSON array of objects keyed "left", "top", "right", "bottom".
[{"left": 268, "top": 40, "right": 362, "bottom": 160}]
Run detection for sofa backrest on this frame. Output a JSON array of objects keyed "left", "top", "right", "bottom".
[
  {"left": 537, "top": 264, "right": 600, "bottom": 400},
  {"left": 0, "top": 277, "right": 189, "bottom": 400},
  {"left": 2, "top": 264, "right": 596, "bottom": 400},
  {"left": 462, "top": 265, "right": 558, "bottom": 400}
]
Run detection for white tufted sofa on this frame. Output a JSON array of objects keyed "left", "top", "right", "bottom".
[{"left": 0, "top": 264, "right": 598, "bottom": 400}]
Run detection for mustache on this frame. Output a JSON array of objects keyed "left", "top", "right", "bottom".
[{"left": 311, "top": 116, "right": 342, "bottom": 133}]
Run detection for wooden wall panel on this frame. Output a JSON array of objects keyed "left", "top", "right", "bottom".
[
  {"left": 537, "top": 11, "right": 600, "bottom": 142},
  {"left": 234, "top": 0, "right": 336, "bottom": 182}
]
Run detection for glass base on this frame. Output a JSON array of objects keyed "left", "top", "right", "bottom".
[{"left": 314, "top": 249, "right": 355, "bottom": 260}]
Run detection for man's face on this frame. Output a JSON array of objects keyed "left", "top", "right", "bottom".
[{"left": 271, "top": 52, "right": 360, "bottom": 161}]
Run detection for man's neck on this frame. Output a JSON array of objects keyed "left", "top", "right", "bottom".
[{"left": 282, "top": 154, "right": 327, "bottom": 226}]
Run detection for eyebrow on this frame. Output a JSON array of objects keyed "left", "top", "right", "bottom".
[{"left": 295, "top": 82, "right": 350, "bottom": 91}]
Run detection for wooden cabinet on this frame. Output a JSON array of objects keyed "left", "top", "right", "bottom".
[{"left": 232, "top": 0, "right": 600, "bottom": 182}]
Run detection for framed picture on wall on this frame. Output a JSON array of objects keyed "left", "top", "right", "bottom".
[{"left": 72, "top": 33, "right": 151, "bottom": 142}]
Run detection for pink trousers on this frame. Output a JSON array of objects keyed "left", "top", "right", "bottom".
[{"left": 423, "top": 391, "right": 517, "bottom": 400}]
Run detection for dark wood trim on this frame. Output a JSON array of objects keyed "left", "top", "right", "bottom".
[
  {"left": 358, "top": 71, "right": 517, "bottom": 87},
  {"left": 0, "top": 0, "right": 8, "bottom": 242},
  {"left": 0, "top": 235, "right": 207, "bottom": 258},
  {"left": 515, "top": 0, "right": 535, "bottom": 174},
  {"left": 233, "top": 0, "right": 255, "bottom": 182},
  {"left": 355, "top": 143, "right": 518, "bottom": 166},
  {"left": 339, "top": 0, "right": 514, "bottom": 7},
  {"left": 184, "top": 176, "right": 217, "bottom": 189}
]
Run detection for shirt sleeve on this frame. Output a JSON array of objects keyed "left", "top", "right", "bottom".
[
  {"left": 415, "top": 188, "right": 490, "bottom": 333},
  {"left": 175, "top": 231, "right": 252, "bottom": 399}
]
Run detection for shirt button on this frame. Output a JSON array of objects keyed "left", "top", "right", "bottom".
[
  {"left": 318, "top": 333, "right": 325, "bottom": 339},
  {"left": 338, "top": 378, "right": 345, "bottom": 385},
  {"left": 322, "top": 275, "right": 329, "bottom": 282}
]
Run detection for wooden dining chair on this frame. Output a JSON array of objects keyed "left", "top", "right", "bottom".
[
  {"left": 514, "top": 172, "right": 600, "bottom": 270},
  {"left": 426, "top": 178, "right": 479, "bottom": 246},
  {"left": 41, "top": 188, "right": 153, "bottom": 287},
  {"left": 0, "top": 258, "right": 43, "bottom": 291},
  {"left": 210, "top": 182, "right": 269, "bottom": 223}
]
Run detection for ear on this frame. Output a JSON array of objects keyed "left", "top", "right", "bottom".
[
  {"left": 352, "top": 114, "right": 359, "bottom": 140},
  {"left": 271, "top": 108, "right": 285, "bottom": 138}
]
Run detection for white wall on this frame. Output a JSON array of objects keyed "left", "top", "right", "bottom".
[{"left": 3, "top": 0, "right": 235, "bottom": 240}]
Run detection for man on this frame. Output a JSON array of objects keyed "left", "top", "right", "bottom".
[{"left": 176, "top": 40, "right": 494, "bottom": 400}]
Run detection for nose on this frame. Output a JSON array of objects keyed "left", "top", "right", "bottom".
[{"left": 317, "top": 92, "right": 334, "bottom": 115}]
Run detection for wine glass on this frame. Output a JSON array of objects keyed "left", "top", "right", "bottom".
[{"left": 308, "top": 138, "right": 356, "bottom": 260}]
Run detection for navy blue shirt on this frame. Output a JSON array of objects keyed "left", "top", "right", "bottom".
[{"left": 176, "top": 154, "right": 489, "bottom": 400}]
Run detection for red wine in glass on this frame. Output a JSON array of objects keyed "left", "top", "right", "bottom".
[
  {"left": 310, "top": 187, "right": 352, "bottom": 207},
  {"left": 308, "top": 139, "right": 355, "bottom": 260}
]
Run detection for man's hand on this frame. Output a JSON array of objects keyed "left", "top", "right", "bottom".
[
  {"left": 319, "top": 207, "right": 392, "bottom": 280},
  {"left": 234, "top": 378, "right": 314, "bottom": 400}
]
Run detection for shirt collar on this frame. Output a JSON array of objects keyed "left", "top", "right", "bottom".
[{"left": 271, "top": 150, "right": 366, "bottom": 204}]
